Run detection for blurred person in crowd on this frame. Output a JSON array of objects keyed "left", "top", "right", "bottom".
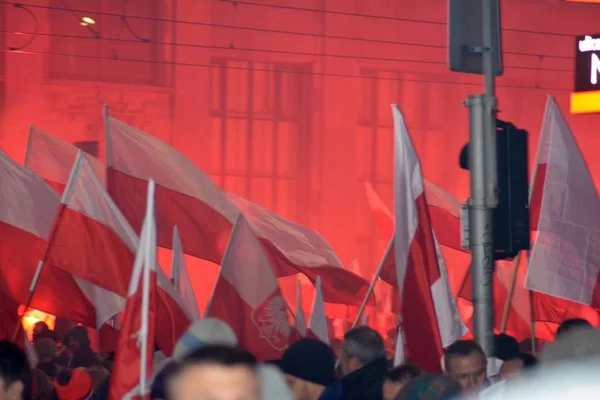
[
  {"left": 30, "top": 368, "right": 57, "bottom": 400},
  {"left": 165, "top": 345, "right": 259, "bottom": 400},
  {"left": 0, "top": 340, "right": 32, "bottom": 400},
  {"left": 34, "top": 338, "right": 59, "bottom": 381},
  {"left": 395, "top": 374, "right": 461, "bottom": 400},
  {"left": 554, "top": 318, "right": 592, "bottom": 339},
  {"left": 382, "top": 365, "right": 421, "bottom": 400},
  {"left": 32, "top": 323, "right": 56, "bottom": 344},
  {"left": 442, "top": 340, "right": 487, "bottom": 395},
  {"left": 56, "top": 327, "right": 99, "bottom": 369},
  {"left": 337, "top": 326, "right": 388, "bottom": 400},
  {"left": 498, "top": 352, "right": 537, "bottom": 381},
  {"left": 53, "top": 369, "right": 93, "bottom": 400},
  {"left": 151, "top": 319, "right": 238, "bottom": 399},
  {"left": 272, "top": 339, "right": 337, "bottom": 400},
  {"left": 256, "top": 364, "right": 293, "bottom": 400},
  {"left": 542, "top": 326, "right": 600, "bottom": 364}
]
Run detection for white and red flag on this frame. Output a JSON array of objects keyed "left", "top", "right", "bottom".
[
  {"left": 105, "top": 115, "right": 368, "bottom": 305},
  {"left": 171, "top": 226, "right": 201, "bottom": 321},
  {"left": 0, "top": 149, "right": 109, "bottom": 326},
  {"left": 24, "top": 125, "right": 106, "bottom": 193},
  {"left": 388, "top": 104, "right": 466, "bottom": 371},
  {"left": 44, "top": 153, "right": 190, "bottom": 354},
  {"left": 526, "top": 96, "right": 600, "bottom": 308},
  {"left": 307, "top": 276, "right": 330, "bottom": 344},
  {"left": 109, "top": 181, "right": 157, "bottom": 400},
  {"left": 205, "top": 216, "right": 292, "bottom": 361},
  {"left": 228, "top": 193, "right": 370, "bottom": 305}
]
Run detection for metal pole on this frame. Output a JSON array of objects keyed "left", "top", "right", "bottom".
[
  {"left": 482, "top": 0, "right": 498, "bottom": 208},
  {"left": 466, "top": 95, "right": 495, "bottom": 358}
]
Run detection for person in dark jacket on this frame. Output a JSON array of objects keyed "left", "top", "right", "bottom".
[
  {"left": 56, "top": 327, "right": 99, "bottom": 369},
  {"left": 337, "top": 327, "right": 388, "bottom": 400},
  {"left": 272, "top": 339, "right": 337, "bottom": 400}
]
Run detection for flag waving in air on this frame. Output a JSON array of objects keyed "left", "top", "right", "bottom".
[
  {"left": 109, "top": 181, "right": 158, "bottom": 400},
  {"left": 171, "top": 226, "right": 201, "bottom": 321},
  {"left": 390, "top": 104, "right": 466, "bottom": 371},
  {"left": 206, "top": 216, "right": 292, "bottom": 360},
  {"left": 527, "top": 96, "right": 600, "bottom": 307}
]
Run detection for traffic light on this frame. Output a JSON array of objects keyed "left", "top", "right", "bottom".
[{"left": 459, "top": 119, "right": 530, "bottom": 259}]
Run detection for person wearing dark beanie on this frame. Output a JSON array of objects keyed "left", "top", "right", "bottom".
[{"left": 272, "top": 339, "right": 338, "bottom": 400}]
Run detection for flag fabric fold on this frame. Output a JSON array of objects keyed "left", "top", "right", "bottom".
[
  {"left": 206, "top": 216, "right": 292, "bottom": 360},
  {"left": 109, "top": 181, "right": 157, "bottom": 400},
  {"left": 294, "top": 280, "right": 307, "bottom": 338},
  {"left": 391, "top": 104, "right": 467, "bottom": 371},
  {"left": 171, "top": 226, "right": 201, "bottom": 321}
]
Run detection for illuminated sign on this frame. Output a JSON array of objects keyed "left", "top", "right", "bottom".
[
  {"left": 572, "top": 34, "right": 600, "bottom": 114},
  {"left": 565, "top": 0, "right": 600, "bottom": 3}
]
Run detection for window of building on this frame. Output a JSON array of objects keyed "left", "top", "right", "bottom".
[
  {"left": 209, "top": 59, "right": 316, "bottom": 226},
  {"left": 48, "top": 0, "right": 170, "bottom": 86}
]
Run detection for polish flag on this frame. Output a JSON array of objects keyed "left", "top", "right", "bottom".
[
  {"left": 171, "top": 226, "right": 201, "bottom": 321},
  {"left": 24, "top": 125, "right": 106, "bottom": 193},
  {"left": 105, "top": 115, "right": 368, "bottom": 305},
  {"left": 294, "top": 280, "right": 307, "bottom": 338},
  {"left": 307, "top": 277, "right": 330, "bottom": 345},
  {"left": 0, "top": 149, "right": 110, "bottom": 327},
  {"left": 45, "top": 153, "right": 190, "bottom": 354},
  {"left": 228, "top": 193, "right": 370, "bottom": 306},
  {"left": 205, "top": 216, "right": 292, "bottom": 360},
  {"left": 364, "top": 181, "right": 464, "bottom": 252},
  {"left": 110, "top": 181, "right": 157, "bottom": 400},
  {"left": 526, "top": 96, "right": 600, "bottom": 309},
  {"left": 388, "top": 105, "right": 467, "bottom": 371}
]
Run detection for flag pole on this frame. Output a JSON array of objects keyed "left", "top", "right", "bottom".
[
  {"left": 352, "top": 239, "right": 393, "bottom": 328},
  {"left": 499, "top": 251, "right": 522, "bottom": 332}
]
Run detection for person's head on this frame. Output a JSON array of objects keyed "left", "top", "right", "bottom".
[
  {"left": 166, "top": 345, "right": 259, "bottom": 400},
  {"left": 443, "top": 340, "right": 487, "bottom": 394},
  {"left": 395, "top": 374, "right": 461, "bottom": 400},
  {"left": 493, "top": 334, "right": 519, "bottom": 361},
  {"left": 555, "top": 318, "right": 592, "bottom": 339},
  {"left": 274, "top": 339, "right": 336, "bottom": 400},
  {"left": 382, "top": 364, "right": 421, "bottom": 400},
  {"left": 339, "top": 327, "right": 386, "bottom": 376},
  {"left": 32, "top": 323, "right": 50, "bottom": 344},
  {"left": 498, "top": 352, "right": 537, "bottom": 381},
  {"left": 66, "top": 327, "right": 90, "bottom": 353},
  {"left": 0, "top": 341, "right": 31, "bottom": 400}
]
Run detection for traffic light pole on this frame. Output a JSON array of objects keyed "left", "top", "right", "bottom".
[{"left": 470, "top": 0, "right": 498, "bottom": 358}]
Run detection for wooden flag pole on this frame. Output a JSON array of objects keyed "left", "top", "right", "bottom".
[{"left": 499, "top": 251, "right": 522, "bottom": 333}]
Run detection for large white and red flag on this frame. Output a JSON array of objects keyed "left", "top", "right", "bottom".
[
  {"left": 526, "top": 96, "right": 600, "bottom": 308},
  {"left": 227, "top": 193, "right": 370, "bottom": 306},
  {"left": 105, "top": 115, "right": 368, "bottom": 305},
  {"left": 110, "top": 181, "right": 157, "bottom": 400},
  {"left": 171, "top": 226, "right": 201, "bottom": 321},
  {"left": 388, "top": 105, "right": 467, "bottom": 371},
  {"left": 24, "top": 125, "right": 106, "bottom": 193},
  {"left": 44, "top": 153, "right": 190, "bottom": 354},
  {"left": 307, "top": 276, "right": 330, "bottom": 345},
  {"left": 206, "top": 215, "right": 292, "bottom": 361},
  {"left": 0, "top": 149, "right": 112, "bottom": 326}
]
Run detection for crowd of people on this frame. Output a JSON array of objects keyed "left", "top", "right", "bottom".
[{"left": 0, "top": 317, "right": 599, "bottom": 399}]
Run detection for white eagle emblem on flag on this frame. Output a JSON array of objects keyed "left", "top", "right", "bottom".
[{"left": 251, "top": 293, "right": 291, "bottom": 350}]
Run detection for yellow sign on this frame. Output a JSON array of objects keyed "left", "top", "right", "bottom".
[{"left": 571, "top": 91, "right": 600, "bottom": 114}]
